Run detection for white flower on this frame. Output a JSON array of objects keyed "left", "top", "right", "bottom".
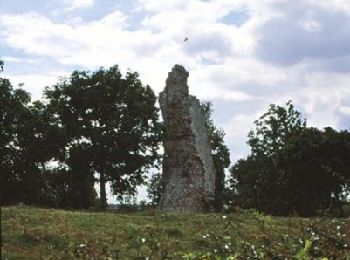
[
  {"left": 141, "top": 238, "right": 146, "bottom": 243},
  {"left": 222, "top": 215, "right": 227, "bottom": 219},
  {"left": 224, "top": 244, "right": 230, "bottom": 250}
]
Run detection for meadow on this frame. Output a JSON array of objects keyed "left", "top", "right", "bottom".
[{"left": 2, "top": 205, "right": 350, "bottom": 259}]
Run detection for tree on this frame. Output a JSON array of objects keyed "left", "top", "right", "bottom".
[
  {"left": 147, "top": 172, "right": 162, "bottom": 206},
  {"left": 0, "top": 77, "right": 64, "bottom": 206},
  {"left": 0, "top": 77, "right": 30, "bottom": 204},
  {"left": 44, "top": 65, "right": 162, "bottom": 209},
  {"left": 230, "top": 101, "right": 350, "bottom": 216}
]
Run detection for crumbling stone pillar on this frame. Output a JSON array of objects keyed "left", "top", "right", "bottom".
[{"left": 159, "top": 65, "right": 216, "bottom": 212}]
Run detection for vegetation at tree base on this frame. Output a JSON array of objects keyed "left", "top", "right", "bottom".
[
  {"left": 229, "top": 101, "right": 350, "bottom": 216},
  {"left": 1, "top": 65, "right": 162, "bottom": 210},
  {"left": 147, "top": 101, "right": 230, "bottom": 211},
  {"left": 2, "top": 206, "right": 350, "bottom": 259}
]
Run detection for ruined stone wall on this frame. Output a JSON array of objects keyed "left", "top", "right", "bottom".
[
  {"left": 159, "top": 65, "right": 216, "bottom": 212},
  {"left": 189, "top": 96, "right": 216, "bottom": 203}
]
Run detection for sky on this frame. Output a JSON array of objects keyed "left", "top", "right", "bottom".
[{"left": 1, "top": 0, "right": 350, "bottom": 202}]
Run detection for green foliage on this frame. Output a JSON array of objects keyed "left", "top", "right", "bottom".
[
  {"left": 44, "top": 65, "right": 162, "bottom": 209},
  {"left": 147, "top": 172, "right": 163, "bottom": 206},
  {"left": 1, "top": 65, "right": 162, "bottom": 209},
  {"left": 230, "top": 101, "right": 350, "bottom": 216},
  {"left": 2, "top": 206, "right": 350, "bottom": 259},
  {"left": 0, "top": 77, "right": 62, "bottom": 206}
]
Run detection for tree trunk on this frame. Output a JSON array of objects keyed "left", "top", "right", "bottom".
[{"left": 100, "top": 172, "right": 107, "bottom": 210}]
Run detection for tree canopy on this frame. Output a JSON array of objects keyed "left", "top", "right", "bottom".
[
  {"left": 230, "top": 101, "right": 350, "bottom": 216},
  {"left": 1, "top": 65, "right": 162, "bottom": 209},
  {"left": 44, "top": 65, "right": 162, "bottom": 209}
]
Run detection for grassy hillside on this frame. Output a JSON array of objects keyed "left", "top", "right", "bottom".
[{"left": 2, "top": 206, "right": 350, "bottom": 259}]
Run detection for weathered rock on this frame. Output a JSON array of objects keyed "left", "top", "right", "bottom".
[{"left": 159, "top": 65, "right": 216, "bottom": 212}]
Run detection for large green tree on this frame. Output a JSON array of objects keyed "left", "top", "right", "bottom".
[
  {"left": 0, "top": 76, "right": 64, "bottom": 206},
  {"left": 230, "top": 101, "right": 350, "bottom": 216},
  {"left": 45, "top": 65, "right": 162, "bottom": 209},
  {"left": 0, "top": 77, "right": 31, "bottom": 204}
]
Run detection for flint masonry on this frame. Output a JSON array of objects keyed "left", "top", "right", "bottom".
[{"left": 159, "top": 65, "right": 216, "bottom": 212}]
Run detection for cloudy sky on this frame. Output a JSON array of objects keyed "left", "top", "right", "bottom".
[{"left": 1, "top": 0, "right": 350, "bottom": 200}]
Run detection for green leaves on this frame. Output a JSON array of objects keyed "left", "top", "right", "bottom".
[
  {"left": 44, "top": 65, "right": 162, "bottom": 209},
  {"left": 230, "top": 101, "right": 350, "bottom": 216}
]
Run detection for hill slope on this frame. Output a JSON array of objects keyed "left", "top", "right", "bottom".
[{"left": 2, "top": 206, "right": 350, "bottom": 259}]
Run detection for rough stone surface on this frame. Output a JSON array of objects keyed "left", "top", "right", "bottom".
[{"left": 159, "top": 65, "right": 216, "bottom": 212}]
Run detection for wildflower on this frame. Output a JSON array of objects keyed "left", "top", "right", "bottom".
[
  {"left": 336, "top": 225, "right": 341, "bottom": 230},
  {"left": 141, "top": 238, "right": 146, "bottom": 243},
  {"left": 224, "top": 244, "right": 230, "bottom": 250},
  {"left": 222, "top": 215, "right": 227, "bottom": 219}
]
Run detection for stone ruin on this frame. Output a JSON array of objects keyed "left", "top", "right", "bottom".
[{"left": 159, "top": 65, "right": 216, "bottom": 212}]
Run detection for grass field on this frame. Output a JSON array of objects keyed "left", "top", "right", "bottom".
[{"left": 1, "top": 205, "right": 350, "bottom": 259}]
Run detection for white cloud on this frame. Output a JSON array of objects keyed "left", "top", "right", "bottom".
[
  {"left": 64, "top": 0, "right": 94, "bottom": 11},
  {"left": 2, "top": 56, "right": 21, "bottom": 63},
  {"left": 1, "top": 0, "right": 350, "bottom": 171},
  {"left": 339, "top": 106, "right": 350, "bottom": 115},
  {"left": 2, "top": 72, "right": 68, "bottom": 100}
]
